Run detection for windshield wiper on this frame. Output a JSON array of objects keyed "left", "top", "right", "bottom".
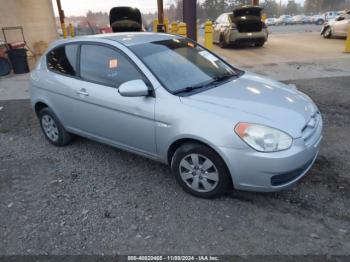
[
  {"left": 172, "top": 73, "right": 237, "bottom": 95},
  {"left": 172, "top": 85, "right": 206, "bottom": 95},
  {"left": 211, "top": 73, "right": 237, "bottom": 85}
]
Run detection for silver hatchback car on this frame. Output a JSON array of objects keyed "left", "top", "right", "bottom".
[{"left": 30, "top": 33, "right": 322, "bottom": 198}]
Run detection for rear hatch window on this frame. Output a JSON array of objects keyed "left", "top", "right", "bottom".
[
  {"left": 233, "top": 7, "right": 262, "bottom": 18},
  {"left": 231, "top": 6, "right": 263, "bottom": 33}
]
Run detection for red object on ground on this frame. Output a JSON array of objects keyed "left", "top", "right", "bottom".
[{"left": 99, "top": 27, "right": 113, "bottom": 34}]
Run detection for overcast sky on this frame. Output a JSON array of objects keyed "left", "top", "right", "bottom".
[{"left": 52, "top": 0, "right": 305, "bottom": 16}]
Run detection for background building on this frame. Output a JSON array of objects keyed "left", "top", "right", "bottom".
[{"left": 0, "top": 0, "right": 57, "bottom": 55}]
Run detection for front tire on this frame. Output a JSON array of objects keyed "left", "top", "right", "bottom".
[
  {"left": 323, "top": 27, "right": 332, "bottom": 38},
  {"left": 38, "top": 107, "right": 72, "bottom": 146},
  {"left": 171, "top": 143, "right": 232, "bottom": 198},
  {"left": 219, "top": 35, "right": 228, "bottom": 48}
]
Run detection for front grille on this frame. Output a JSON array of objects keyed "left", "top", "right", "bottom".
[
  {"left": 271, "top": 159, "right": 313, "bottom": 186},
  {"left": 237, "top": 22, "right": 262, "bottom": 33}
]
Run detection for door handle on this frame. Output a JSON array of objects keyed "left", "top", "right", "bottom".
[{"left": 76, "top": 89, "right": 89, "bottom": 97}]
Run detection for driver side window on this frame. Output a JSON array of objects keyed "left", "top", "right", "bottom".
[{"left": 80, "top": 44, "right": 143, "bottom": 87}]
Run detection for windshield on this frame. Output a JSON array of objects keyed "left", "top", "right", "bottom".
[{"left": 129, "top": 38, "right": 241, "bottom": 95}]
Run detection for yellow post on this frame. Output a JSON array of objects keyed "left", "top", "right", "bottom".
[
  {"left": 261, "top": 13, "right": 267, "bottom": 22},
  {"left": 345, "top": 28, "right": 350, "bottom": 53},
  {"left": 69, "top": 23, "right": 75, "bottom": 37},
  {"left": 164, "top": 18, "right": 169, "bottom": 32},
  {"left": 61, "top": 22, "right": 67, "bottom": 38},
  {"left": 171, "top": 22, "right": 178, "bottom": 34},
  {"left": 177, "top": 22, "right": 187, "bottom": 37},
  {"left": 153, "top": 19, "right": 158, "bottom": 32},
  {"left": 204, "top": 20, "right": 213, "bottom": 50}
]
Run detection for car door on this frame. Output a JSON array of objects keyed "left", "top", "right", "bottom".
[
  {"left": 44, "top": 43, "right": 86, "bottom": 125},
  {"left": 333, "top": 14, "right": 350, "bottom": 37},
  {"left": 66, "top": 43, "right": 156, "bottom": 156},
  {"left": 339, "top": 14, "right": 350, "bottom": 36}
]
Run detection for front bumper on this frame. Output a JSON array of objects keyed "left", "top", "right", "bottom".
[{"left": 218, "top": 119, "right": 323, "bottom": 192}]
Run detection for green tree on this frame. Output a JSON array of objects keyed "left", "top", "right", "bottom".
[
  {"left": 284, "top": 0, "right": 299, "bottom": 15},
  {"left": 261, "top": 0, "right": 279, "bottom": 17},
  {"left": 165, "top": 0, "right": 183, "bottom": 21},
  {"left": 217, "top": 0, "right": 228, "bottom": 14},
  {"left": 304, "top": 0, "right": 322, "bottom": 14},
  {"left": 322, "top": 0, "right": 346, "bottom": 10},
  {"left": 201, "top": 0, "right": 221, "bottom": 20},
  {"left": 304, "top": 0, "right": 346, "bottom": 14}
]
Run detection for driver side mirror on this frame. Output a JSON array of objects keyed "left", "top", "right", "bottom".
[{"left": 118, "top": 79, "right": 150, "bottom": 97}]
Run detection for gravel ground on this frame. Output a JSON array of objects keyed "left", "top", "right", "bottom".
[
  {"left": 268, "top": 24, "right": 323, "bottom": 34},
  {"left": 0, "top": 76, "right": 350, "bottom": 255}
]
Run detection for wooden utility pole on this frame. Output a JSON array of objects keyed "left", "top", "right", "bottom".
[
  {"left": 157, "top": 0, "right": 165, "bottom": 32},
  {"left": 56, "top": 0, "right": 67, "bottom": 38},
  {"left": 183, "top": 0, "right": 197, "bottom": 41},
  {"left": 252, "top": 0, "right": 259, "bottom": 5}
]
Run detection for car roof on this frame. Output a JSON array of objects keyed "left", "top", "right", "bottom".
[{"left": 77, "top": 32, "right": 176, "bottom": 47}]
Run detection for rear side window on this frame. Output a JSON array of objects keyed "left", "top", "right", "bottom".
[
  {"left": 80, "top": 44, "right": 143, "bottom": 87},
  {"left": 47, "top": 44, "right": 78, "bottom": 76},
  {"left": 222, "top": 14, "right": 229, "bottom": 23}
]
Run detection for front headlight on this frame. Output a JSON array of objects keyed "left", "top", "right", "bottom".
[{"left": 235, "top": 123, "right": 293, "bottom": 152}]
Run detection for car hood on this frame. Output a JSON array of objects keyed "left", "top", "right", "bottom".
[{"left": 180, "top": 72, "right": 318, "bottom": 138}]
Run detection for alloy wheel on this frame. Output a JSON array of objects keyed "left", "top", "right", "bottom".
[
  {"left": 41, "top": 114, "right": 59, "bottom": 142},
  {"left": 179, "top": 153, "right": 219, "bottom": 192}
]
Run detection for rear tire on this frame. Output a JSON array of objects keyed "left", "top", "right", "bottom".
[
  {"left": 171, "top": 143, "right": 232, "bottom": 198},
  {"left": 38, "top": 107, "right": 72, "bottom": 146}
]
